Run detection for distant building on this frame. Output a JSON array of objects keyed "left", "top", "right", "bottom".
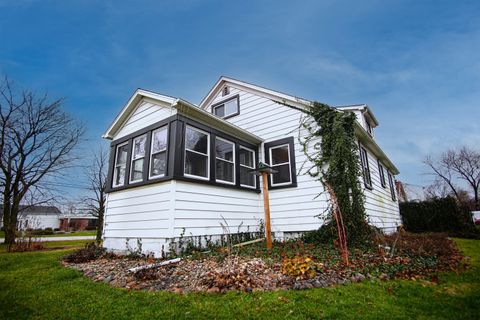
[
  {"left": 0, "top": 205, "right": 61, "bottom": 230},
  {"left": 396, "top": 181, "right": 426, "bottom": 202},
  {"left": 59, "top": 215, "right": 98, "bottom": 231}
]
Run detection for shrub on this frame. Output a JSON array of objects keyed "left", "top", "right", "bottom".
[
  {"left": 281, "top": 255, "right": 319, "bottom": 279},
  {"left": 64, "top": 242, "right": 105, "bottom": 263},
  {"left": 85, "top": 226, "right": 97, "bottom": 231},
  {"left": 30, "top": 229, "right": 54, "bottom": 236},
  {"left": 400, "top": 197, "right": 479, "bottom": 238},
  {"left": 53, "top": 228, "right": 60, "bottom": 232}
]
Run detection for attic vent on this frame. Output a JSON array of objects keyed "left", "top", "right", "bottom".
[{"left": 222, "top": 86, "right": 230, "bottom": 96}]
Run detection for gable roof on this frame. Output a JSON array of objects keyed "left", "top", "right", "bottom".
[
  {"left": 200, "top": 76, "right": 399, "bottom": 175},
  {"left": 103, "top": 89, "right": 263, "bottom": 145},
  {"left": 0, "top": 205, "right": 61, "bottom": 216}
]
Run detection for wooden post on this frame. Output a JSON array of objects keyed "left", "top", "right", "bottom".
[{"left": 261, "top": 171, "right": 273, "bottom": 249}]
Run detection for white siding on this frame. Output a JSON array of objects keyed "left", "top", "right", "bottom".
[
  {"left": 173, "top": 181, "right": 262, "bottom": 237},
  {"left": 103, "top": 181, "right": 175, "bottom": 256},
  {"left": 114, "top": 100, "right": 176, "bottom": 140},
  {"left": 209, "top": 88, "right": 325, "bottom": 233},
  {"left": 17, "top": 214, "right": 60, "bottom": 230},
  {"left": 362, "top": 147, "right": 401, "bottom": 232}
]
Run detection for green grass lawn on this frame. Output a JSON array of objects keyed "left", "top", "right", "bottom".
[
  {"left": 0, "top": 239, "right": 91, "bottom": 254},
  {"left": 0, "top": 231, "right": 96, "bottom": 238},
  {"left": 0, "top": 239, "right": 479, "bottom": 320}
]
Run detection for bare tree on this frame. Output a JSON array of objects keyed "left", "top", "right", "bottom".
[
  {"left": 83, "top": 147, "right": 107, "bottom": 243},
  {"left": 0, "top": 77, "right": 84, "bottom": 246},
  {"left": 424, "top": 178, "right": 452, "bottom": 199},
  {"left": 424, "top": 146, "right": 480, "bottom": 208}
]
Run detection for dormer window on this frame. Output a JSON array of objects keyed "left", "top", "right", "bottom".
[{"left": 212, "top": 95, "right": 240, "bottom": 119}]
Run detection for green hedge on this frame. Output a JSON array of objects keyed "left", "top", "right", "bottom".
[{"left": 400, "top": 197, "right": 478, "bottom": 237}]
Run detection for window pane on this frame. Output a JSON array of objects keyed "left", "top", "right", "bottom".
[
  {"left": 214, "top": 105, "right": 225, "bottom": 117},
  {"left": 152, "top": 127, "right": 167, "bottom": 153},
  {"left": 115, "top": 166, "right": 125, "bottom": 186},
  {"left": 239, "top": 148, "right": 254, "bottom": 167},
  {"left": 133, "top": 136, "right": 146, "bottom": 159},
  {"left": 271, "top": 145, "right": 289, "bottom": 165},
  {"left": 150, "top": 151, "right": 166, "bottom": 177},
  {"left": 131, "top": 159, "right": 143, "bottom": 181},
  {"left": 185, "top": 151, "right": 208, "bottom": 177},
  {"left": 185, "top": 127, "right": 208, "bottom": 154},
  {"left": 224, "top": 99, "right": 238, "bottom": 116},
  {"left": 240, "top": 166, "right": 255, "bottom": 186},
  {"left": 116, "top": 144, "right": 128, "bottom": 165},
  {"left": 216, "top": 160, "right": 234, "bottom": 182},
  {"left": 272, "top": 164, "right": 290, "bottom": 185},
  {"left": 215, "top": 138, "right": 234, "bottom": 161}
]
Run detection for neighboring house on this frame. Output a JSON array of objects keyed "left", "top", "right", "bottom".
[
  {"left": 59, "top": 216, "right": 98, "bottom": 231},
  {"left": 102, "top": 77, "right": 401, "bottom": 256},
  {"left": 0, "top": 205, "right": 61, "bottom": 230},
  {"left": 396, "top": 181, "right": 426, "bottom": 202}
]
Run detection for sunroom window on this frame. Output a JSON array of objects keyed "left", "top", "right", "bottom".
[
  {"left": 149, "top": 126, "right": 168, "bottom": 178},
  {"left": 215, "top": 137, "right": 235, "bottom": 184},
  {"left": 130, "top": 135, "right": 146, "bottom": 183},
  {"left": 184, "top": 126, "right": 209, "bottom": 179},
  {"left": 212, "top": 96, "right": 239, "bottom": 118},
  {"left": 239, "top": 146, "right": 255, "bottom": 188},
  {"left": 113, "top": 143, "right": 129, "bottom": 187},
  {"left": 269, "top": 144, "right": 292, "bottom": 186}
]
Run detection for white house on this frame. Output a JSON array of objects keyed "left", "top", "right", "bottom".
[
  {"left": 0, "top": 205, "right": 61, "bottom": 230},
  {"left": 102, "top": 77, "right": 400, "bottom": 256}
]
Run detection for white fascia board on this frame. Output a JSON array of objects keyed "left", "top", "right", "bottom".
[
  {"left": 199, "top": 76, "right": 312, "bottom": 110},
  {"left": 103, "top": 89, "right": 177, "bottom": 140}
]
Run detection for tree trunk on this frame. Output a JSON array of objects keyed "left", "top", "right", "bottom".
[{"left": 96, "top": 208, "right": 104, "bottom": 243}]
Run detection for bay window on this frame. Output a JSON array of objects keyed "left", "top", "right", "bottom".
[
  {"left": 184, "top": 126, "right": 210, "bottom": 180},
  {"left": 239, "top": 146, "right": 255, "bottom": 188},
  {"left": 130, "top": 135, "right": 147, "bottom": 183},
  {"left": 113, "top": 142, "right": 129, "bottom": 187},
  {"left": 215, "top": 137, "right": 235, "bottom": 184},
  {"left": 149, "top": 126, "right": 168, "bottom": 178}
]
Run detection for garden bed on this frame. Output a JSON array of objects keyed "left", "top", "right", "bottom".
[{"left": 64, "top": 232, "right": 465, "bottom": 294}]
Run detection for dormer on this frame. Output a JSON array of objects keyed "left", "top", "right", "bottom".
[{"left": 337, "top": 104, "right": 379, "bottom": 138}]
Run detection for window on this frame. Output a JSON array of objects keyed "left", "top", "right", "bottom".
[
  {"left": 184, "top": 126, "right": 210, "bottom": 180},
  {"left": 388, "top": 171, "right": 397, "bottom": 201},
  {"left": 239, "top": 146, "right": 256, "bottom": 188},
  {"left": 212, "top": 96, "right": 239, "bottom": 118},
  {"left": 130, "top": 135, "right": 147, "bottom": 183},
  {"left": 366, "top": 120, "right": 373, "bottom": 136},
  {"left": 112, "top": 142, "right": 129, "bottom": 187},
  {"left": 269, "top": 144, "right": 292, "bottom": 186},
  {"left": 378, "top": 160, "right": 386, "bottom": 188},
  {"left": 215, "top": 137, "right": 235, "bottom": 184},
  {"left": 149, "top": 126, "right": 168, "bottom": 178},
  {"left": 359, "top": 145, "right": 372, "bottom": 189}
]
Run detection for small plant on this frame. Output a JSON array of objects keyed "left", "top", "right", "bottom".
[
  {"left": 64, "top": 242, "right": 105, "bottom": 263},
  {"left": 281, "top": 255, "right": 320, "bottom": 279}
]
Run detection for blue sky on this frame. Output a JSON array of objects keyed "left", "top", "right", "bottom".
[{"left": 1, "top": 0, "right": 479, "bottom": 198}]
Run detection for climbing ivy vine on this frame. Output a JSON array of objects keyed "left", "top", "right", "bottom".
[{"left": 297, "top": 101, "right": 375, "bottom": 245}]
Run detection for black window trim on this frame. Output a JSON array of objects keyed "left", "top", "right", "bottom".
[
  {"left": 264, "top": 137, "right": 297, "bottom": 190},
  {"left": 387, "top": 171, "right": 397, "bottom": 201},
  {"left": 359, "top": 144, "right": 373, "bottom": 190},
  {"left": 149, "top": 125, "right": 169, "bottom": 179},
  {"left": 211, "top": 94, "right": 240, "bottom": 120},
  {"left": 106, "top": 114, "right": 260, "bottom": 194},
  {"left": 377, "top": 160, "right": 387, "bottom": 188},
  {"left": 184, "top": 124, "right": 211, "bottom": 181},
  {"left": 214, "top": 136, "right": 236, "bottom": 185},
  {"left": 239, "top": 145, "right": 257, "bottom": 189}
]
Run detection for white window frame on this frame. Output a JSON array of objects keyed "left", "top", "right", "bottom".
[
  {"left": 269, "top": 143, "right": 292, "bottom": 187},
  {"left": 215, "top": 137, "right": 235, "bottom": 185},
  {"left": 239, "top": 146, "right": 256, "bottom": 189},
  {"left": 212, "top": 96, "right": 239, "bottom": 119},
  {"left": 130, "top": 134, "right": 147, "bottom": 184},
  {"left": 149, "top": 126, "right": 168, "bottom": 179},
  {"left": 184, "top": 125, "right": 210, "bottom": 181},
  {"left": 112, "top": 142, "right": 129, "bottom": 187}
]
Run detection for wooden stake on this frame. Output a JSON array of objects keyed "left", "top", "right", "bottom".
[{"left": 261, "top": 172, "right": 273, "bottom": 249}]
